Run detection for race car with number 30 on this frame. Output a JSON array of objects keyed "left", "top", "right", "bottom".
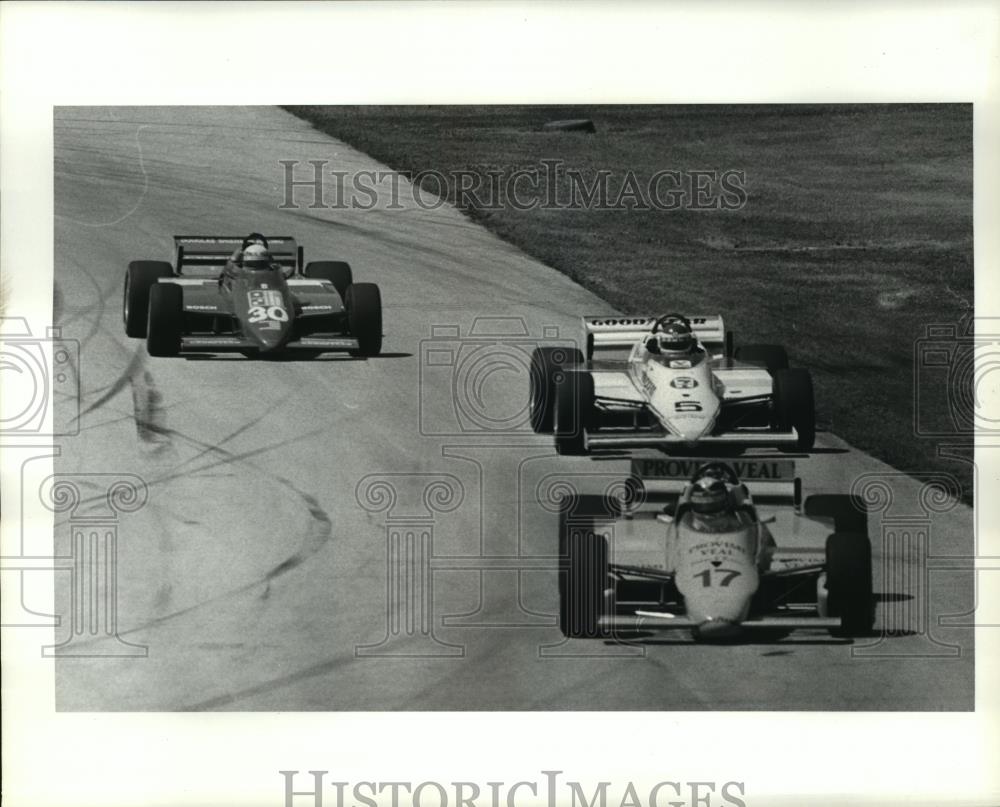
[
  {"left": 530, "top": 313, "right": 815, "bottom": 454},
  {"left": 123, "top": 235, "right": 382, "bottom": 357}
]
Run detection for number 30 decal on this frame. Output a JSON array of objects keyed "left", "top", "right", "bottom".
[{"left": 248, "top": 305, "right": 289, "bottom": 323}]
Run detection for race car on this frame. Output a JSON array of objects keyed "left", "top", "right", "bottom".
[
  {"left": 123, "top": 235, "right": 382, "bottom": 357},
  {"left": 558, "top": 458, "right": 875, "bottom": 641},
  {"left": 529, "top": 313, "right": 815, "bottom": 454}
]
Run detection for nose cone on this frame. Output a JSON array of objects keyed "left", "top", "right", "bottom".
[
  {"left": 684, "top": 586, "right": 754, "bottom": 641},
  {"left": 678, "top": 423, "right": 710, "bottom": 442},
  {"left": 693, "top": 617, "right": 743, "bottom": 641},
  {"left": 254, "top": 326, "right": 287, "bottom": 352}
]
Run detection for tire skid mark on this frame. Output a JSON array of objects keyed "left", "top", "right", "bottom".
[
  {"left": 62, "top": 333, "right": 335, "bottom": 646},
  {"left": 77, "top": 348, "right": 144, "bottom": 419},
  {"left": 66, "top": 366, "right": 337, "bottom": 645},
  {"left": 261, "top": 486, "right": 332, "bottom": 597},
  {"left": 186, "top": 653, "right": 356, "bottom": 711}
]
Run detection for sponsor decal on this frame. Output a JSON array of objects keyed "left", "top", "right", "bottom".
[
  {"left": 669, "top": 359, "right": 692, "bottom": 369},
  {"left": 639, "top": 369, "right": 656, "bottom": 396},
  {"left": 689, "top": 539, "right": 749, "bottom": 558},
  {"left": 185, "top": 304, "right": 217, "bottom": 310},
  {"left": 670, "top": 376, "right": 698, "bottom": 389},
  {"left": 632, "top": 457, "right": 795, "bottom": 481},
  {"left": 248, "top": 290, "right": 283, "bottom": 307}
]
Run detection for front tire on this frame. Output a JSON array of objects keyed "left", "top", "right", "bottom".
[
  {"left": 124, "top": 260, "right": 173, "bottom": 338},
  {"left": 735, "top": 344, "right": 789, "bottom": 372},
  {"left": 305, "top": 260, "right": 353, "bottom": 300},
  {"left": 824, "top": 532, "right": 875, "bottom": 636},
  {"left": 559, "top": 508, "right": 609, "bottom": 638},
  {"left": 146, "top": 283, "right": 183, "bottom": 357},
  {"left": 529, "top": 346, "right": 583, "bottom": 434},
  {"left": 346, "top": 282, "right": 382, "bottom": 357},
  {"left": 773, "top": 368, "right": 816, "bottom": 450},
  {"left": 554, "top": 370, "right": 593, "bottom": 455},
  {"left": 804, "top": 494, "right": 868, "bottom": 533}
]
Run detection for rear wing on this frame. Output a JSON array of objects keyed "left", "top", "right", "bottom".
[
  {"left": 583, "top": 314, "right": 728, "bottom": 359},
  {"left": 629, "top": 457, "right": 800, "bottom": 506},
  {"left": 173, "top": 236, "right": 301, "bottom": 274}
]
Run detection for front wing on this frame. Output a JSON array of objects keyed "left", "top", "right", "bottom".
[{"left": 178, "top": 335, "right": 360, "bottom": 352}]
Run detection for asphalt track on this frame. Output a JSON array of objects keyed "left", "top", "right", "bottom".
[{"left": 51, "top": 106, "right": 974, "bottom": 710}]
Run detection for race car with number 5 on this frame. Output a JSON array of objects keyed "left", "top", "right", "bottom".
[
  {"left": 530, "top": 313, "right": 815, "bottom": 454},
  {"left": 123, "top": 235, "right": 382, "bottom": 357}
]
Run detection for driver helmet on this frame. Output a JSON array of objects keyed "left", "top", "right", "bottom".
[
  {"left": 689, "top": 473, "right": 730, "bottom": 515},
  {"left": 242, "top": 232, "right": 269, "bottom": 249},
  {"left": 242, "top": 243, "right": 272, "bottom": 270},
  {"left": 655, "top": 319, "right": 695, "bottom": 355}
]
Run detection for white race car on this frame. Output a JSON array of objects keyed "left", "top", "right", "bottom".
[
  {"left": 557, "top": 459, "right": 874, "bottom": 640},
  {"left": 529, "top": 313, "right": 815, "bottom": 455}
]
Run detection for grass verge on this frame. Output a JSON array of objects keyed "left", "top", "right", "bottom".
[{"left": 286, "top": 104, "right": 974, "bottom": 503}]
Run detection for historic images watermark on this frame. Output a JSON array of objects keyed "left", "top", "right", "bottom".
[
  {"left": 278, "top": 159, "right": 749, "bottom": 212},
  {"left": 1, "top": 453, "right": 151, "bottom": 657},
  {"left": 913, "top": 315, "right": 1000, "bottom": 440},
  {"left": 0, "top": 317, "right": 80, "bottom": 436},
  {"left": 279, "top": 770, "right": 749, "bottom": 807},
  {"left": 1, "top": 315, "right": 147, "bottom": 657},
  {"left": 418, "top": 317, "right": 571, "bottom": 437}
]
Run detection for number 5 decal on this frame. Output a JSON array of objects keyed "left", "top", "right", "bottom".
[
  {"left": 248, "top": 305, "right": 289, "bottom": 323},
  {"left": 695, "top": 568, "right": 742, "bottom": 587},
  {"left": 675, "top": 400, "right": 703, "bottom": 412}
]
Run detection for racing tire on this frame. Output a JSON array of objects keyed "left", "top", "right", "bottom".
[
  {"left": 804, "top": 494, "right": 868, "bottom": 533},
  {"left": 734, "top": 344, "right": 789, "bottom": 372},
  {"left": 772, "top": 368, "right": 816, "bottom": 451},
  {"left": 146, "top": 283, "right": 183, "bottom": 357},
  {"left": 824, "top": 531, "right": 875, "bottom": 637},
  {"left": 554, "top": 370, "right": 593, "bottom": 456},
  {"left": 529, "top": 346, "right": 584, "bottom": 434},
  {"left": 124, "top": 261, "right": 174, "bottom": 338},
  {"left": 559, "top": 511, "right": 609, "bottom": 638},
  {"left": 346, "top": 282, "right": 382, "bottom": 357},
  {"left": 305, "top": 261, "right": 353, "bottom": 300}
]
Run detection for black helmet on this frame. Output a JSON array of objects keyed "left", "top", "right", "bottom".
[
  {"left": 241, "top": 232, "right": 269, "bottom": 250},
  {"left": 689, "top": 474, "right": 730, "bottom": 515},
  {"left": 655, "top": 319, "right": 695, "bottom": 354},
  {"left": 242, "top": 243, "right": 272, "bottom": 270}
]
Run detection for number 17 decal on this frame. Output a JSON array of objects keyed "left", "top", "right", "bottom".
[{"left": 695, "top": 568, "right": 742, "bottom": 587}]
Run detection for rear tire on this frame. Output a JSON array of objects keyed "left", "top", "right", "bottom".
[
  {"left": 146, "top": 283, "right": 183, "bottom": 357},
  {"left": 559, "top": 509, "right": 609, "bottom": 638},
  {"left": 824, "top": 532, "right": 875, "bottom": 636},
  {"left": 804, "top": 494, "right": 868, "bottom": 533},
  {"left": 346, "top": 282, "right": 382, "bottom": 357},
  {"left": 305, "top": 260, "right": 353, "bottom": 300},
  {"left": 529, "top": 346, "right": 583, "bottom": 434},
  {"left": 124, "top": 261, "right": 173, "bottom": 338},
  {"left": 773, "top": 368, "right": 816, "bottom": 450},
  {"left": 735, "top": 344, "right": 789, "bottom": 372},
  {"left": 554, "top": 370, "right": 593, "bottom": 455}
]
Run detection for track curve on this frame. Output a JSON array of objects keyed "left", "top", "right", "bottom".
[{"left": 53, "top": 107, "right": 973, "bottom": 710}]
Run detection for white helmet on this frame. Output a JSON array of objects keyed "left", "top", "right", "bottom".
[{"left": 242, "top": 243, "right": 272, "bottom": 270}]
